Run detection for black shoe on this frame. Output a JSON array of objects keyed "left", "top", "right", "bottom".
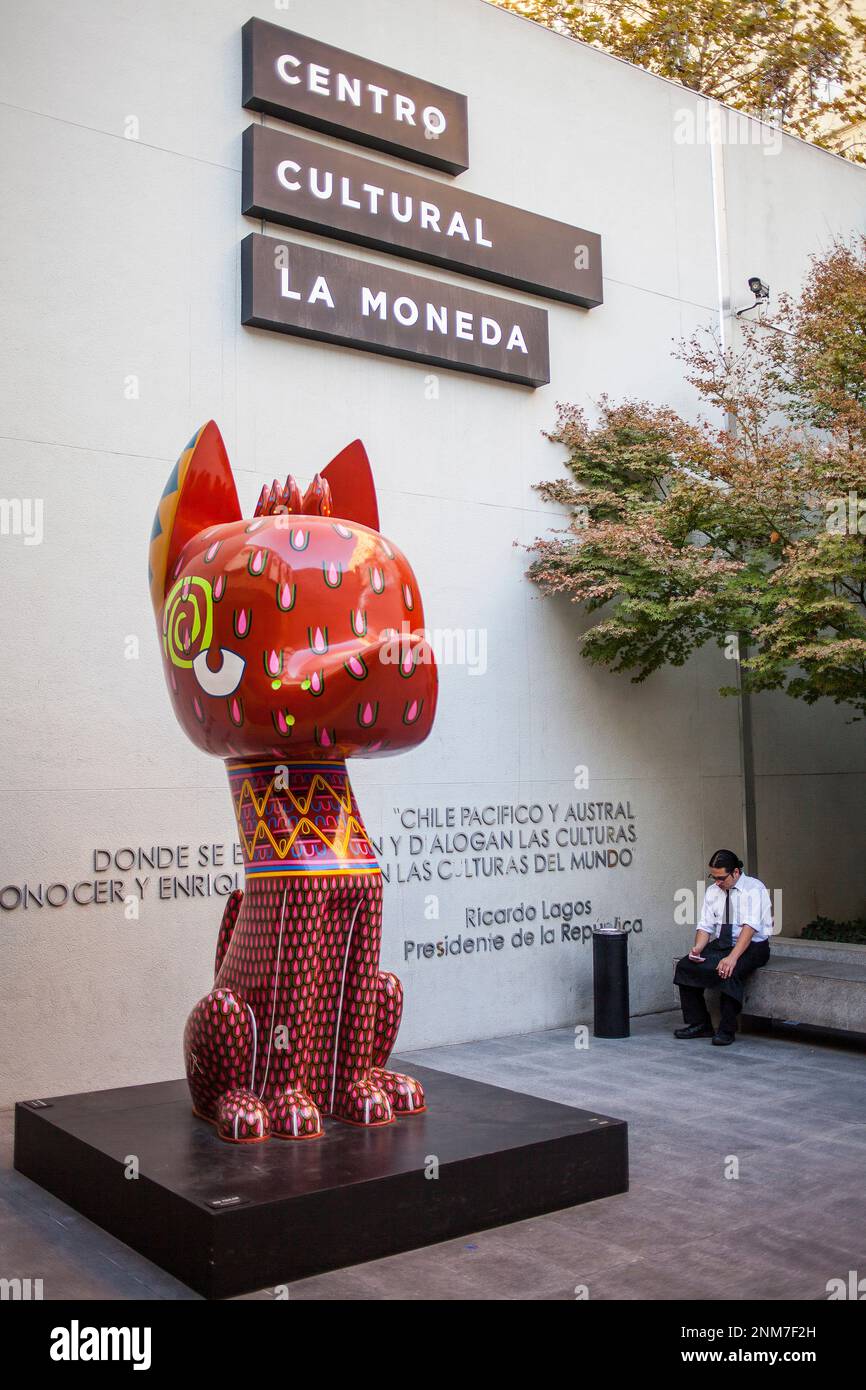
[
  {"left": 674, "top": 1023, "right": 714, "bottom": 1039},
  {"left": 712, "top": 1031, "right": 735, "bottom": 1046}
]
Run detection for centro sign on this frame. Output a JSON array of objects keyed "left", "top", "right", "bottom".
[{"left": 242, "top": 18, "right": 469, "bottom": 175}]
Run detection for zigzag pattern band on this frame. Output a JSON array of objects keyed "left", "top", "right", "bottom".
[{"left": 226, "top": 758, "right": 380, "bottom": 876}]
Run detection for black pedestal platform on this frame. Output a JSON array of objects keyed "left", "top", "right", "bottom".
[{"left": 14, "top": 1061, "right": 628, "bottom": 1299}]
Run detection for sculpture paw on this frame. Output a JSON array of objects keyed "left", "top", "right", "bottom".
[
  {"left": 214, "top": 1089, "right": 271, "bottom": 1144},
  {"left": 369, "top": 1067, "right": 426, "bottom": 1116},
  {"left": 331, "top": 1078, "right": 394, "bottom": 1127},
  {"left": 269, "top": 1089, "right": 324, "bottom": 1141}
]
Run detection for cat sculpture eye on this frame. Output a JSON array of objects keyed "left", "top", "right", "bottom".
[{"left": 192, "top": 648, "right": 246, "bottom": 698}]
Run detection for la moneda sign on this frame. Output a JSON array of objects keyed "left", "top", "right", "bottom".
[
  {"left": 239, "top": 18, "right": 603, "bottom": 385},
  {"left": 241, "top": 234, "right": 551, "bottom": 387}
]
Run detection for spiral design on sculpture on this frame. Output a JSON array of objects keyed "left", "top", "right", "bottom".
[{"left": 162, "top": 575, "right": 214, "bottom": 669}]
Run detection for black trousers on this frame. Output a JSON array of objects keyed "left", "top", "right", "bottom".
[{"left": 676, "top": 939, "right": 770, "bottom": 1035}]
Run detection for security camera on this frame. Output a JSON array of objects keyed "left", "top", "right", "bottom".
[
  {"left": 736, "top": 277, "right": 771, "bottom": 317},
  {"left": 747, "top": 277, "right": 770, "bottom": 300}
]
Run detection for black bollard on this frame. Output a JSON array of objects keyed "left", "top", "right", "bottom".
[{"left": 592, "top": 926, "right": 630, "bottom": 1038}]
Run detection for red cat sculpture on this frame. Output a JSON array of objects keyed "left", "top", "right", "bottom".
[{"left": 149, "top": 421, "right": 437, "bottom": 1142}]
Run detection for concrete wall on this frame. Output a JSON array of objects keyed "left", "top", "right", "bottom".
[{"left": 1, "top": 0, "right": 864, "bottom": 1106}]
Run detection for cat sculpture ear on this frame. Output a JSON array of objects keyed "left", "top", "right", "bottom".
[
  {"left": 148, "top": 421, "right": 241, "bottom": 614},
  {"left": 321, "top": 439, "right": 380, "bottom": 532}
]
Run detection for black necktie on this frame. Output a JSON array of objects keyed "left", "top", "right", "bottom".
[{"left": 718, "top": 889, "right": 733, "bottom": 950}]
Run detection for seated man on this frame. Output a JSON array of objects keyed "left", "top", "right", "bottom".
[{"left": 673, "top": 849, "right": 772, "bottom": 1046}]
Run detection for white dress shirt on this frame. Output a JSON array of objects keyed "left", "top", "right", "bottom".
[{"left": 698, "top": 873, "right": 773, "bottom": 943}]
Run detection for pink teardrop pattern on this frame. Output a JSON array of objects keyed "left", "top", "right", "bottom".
[
  {"left": 344, "top": 654, "right": 368, "bottom": 680},
  {"left": 357, "top": 701, "right": 379, "bottom": 728},
  {"left": 272, "top": 709, "right": 295, "bottom": 737},
  {"left": 276, "top": 581, "right": 296, "bottom": 612},
  {"left": 402, "top": 698, "right": 423, "bottom": 725},
  {"left": 399, "top": 642, "right": 416, "bottom": 678}
]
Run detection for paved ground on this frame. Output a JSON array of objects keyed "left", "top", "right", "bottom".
[{"left": 2, "top": 1010, "right": 864, "bottom": 1300}]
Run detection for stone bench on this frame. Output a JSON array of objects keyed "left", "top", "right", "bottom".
[{"left": 673, "top": 937, "right": 866, "bottom": 1034}]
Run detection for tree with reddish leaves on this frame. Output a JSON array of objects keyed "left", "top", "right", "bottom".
[{"left": 527, "top": 238, "right": 866, "bottom": 717}]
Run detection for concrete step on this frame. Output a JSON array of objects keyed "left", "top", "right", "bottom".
[{"left": 771, "top": 937, "right": 866, "bottom": 968}]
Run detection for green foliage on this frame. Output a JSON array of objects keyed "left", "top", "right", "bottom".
[
  {"left": 802, "top": 915, "right": 866, "bottom": 944},
  {"left": 493, "top": 0, "right": 866, "bottom": 158},
  {"left": 527, "top": 237, "right": 866, "bottom": 716}
]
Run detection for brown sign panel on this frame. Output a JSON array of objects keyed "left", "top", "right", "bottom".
[
  {"left": 242, "top": 124, "right": 603, "bottom": 309},
  {"left": 241, "top": 233, "right": 550, "bottom": 388},
  {"left": 242, "top": 18, "right": 469, "bottom": 176}
]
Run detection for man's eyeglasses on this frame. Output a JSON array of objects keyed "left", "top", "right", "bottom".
[{"left": 708, "top": 870, "right": 734, "bottom": 883}]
